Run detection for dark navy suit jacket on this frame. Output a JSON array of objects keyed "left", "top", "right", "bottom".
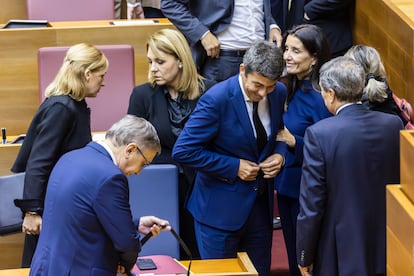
[
  {"left": 127, "top": 80, "right": 215, "bottom": 165},
  {"left": 12, "top": 95, "right": 91, "bottom": 213},
  {"left": 271, "top": 0, "right": 306, "bottom": 33},
  {"left": 161, "top": 0, "right": 277, "bottom": 46},
  {"left": 297, "top": 104, "right": 402, "bottom": 275},
  {"left": 30, "top": 142, "right": 141, "bottom": 276},
  {"left": 172, "top": 75, "right": 288, "bottom": 231},
  {"left": 304, "top": 0, "right": 355, "bottom": 56}
]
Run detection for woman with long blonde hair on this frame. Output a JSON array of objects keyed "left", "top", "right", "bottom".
[
  {"left": 13, "top": 43, "right": 108, "bottom": 267},
  {"left": 127, "top": 28, "right": 215, "bottom": 259}
]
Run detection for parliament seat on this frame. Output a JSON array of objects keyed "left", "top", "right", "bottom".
[
  {"left": 26, "top": 0, "right": 114, "bottom": 21},
  {"left": 0, "top": 173, "right": 25, "bottom": 235},
  {"left": 38, "top": 44, "right": 135, "bottom": 132},
  {"left": 128, "top": 164, "right": 180, "bottom": 259}
]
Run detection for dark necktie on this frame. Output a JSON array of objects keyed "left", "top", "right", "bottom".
[
  {"left": 252, "top": 102, "right": 267, "bottom": 195},
  {"left": 252, "top": 102, "right": 267, "bottom": 153}
]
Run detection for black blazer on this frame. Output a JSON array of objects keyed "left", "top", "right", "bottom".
[
  {"left": 272, "top": 0, "right": 306, "bottom": 33},
  {"left": 127, "top": 80, "right": 215, "bottom": 165},
  {"left": 304, "top": 0, "right": 355, "bottom": 57},
  {"left": 12, "top": 95, "right": 92, "bottom": 213}
]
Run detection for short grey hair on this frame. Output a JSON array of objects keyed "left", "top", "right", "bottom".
[
  {"left": 319, "top": 56, "right": 365, "bottom": 103},
  {"left": 243, "top": 41, "right": 283, "bottom": 80},
  {"left": 105, "top": 115, "right": 161, "bottom": 153}
]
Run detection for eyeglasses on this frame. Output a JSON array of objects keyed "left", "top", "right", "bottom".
[{"left": 136, "top": 146, "right": 151, "bottom": 167}]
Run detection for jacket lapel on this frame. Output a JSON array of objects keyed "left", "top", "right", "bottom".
[{"left": 229, "top": 77, "right": 260, "bottom": 156}]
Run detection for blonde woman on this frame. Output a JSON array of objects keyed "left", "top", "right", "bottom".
[
  {"left": 127, "top": 28, "right": 215, "bottom": 259},
  {"left": 345, "top": 44, "right": 406, "bottom": 125},
  {"left": 13, "top": 43, "right": 108, "bottom": 267}
]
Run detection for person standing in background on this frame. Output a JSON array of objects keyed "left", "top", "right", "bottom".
[
  {"left": 296, "top": 56, "right": 402, "bottom": 276},
  {"left": 303, "top": 0, "right": 355, "bottom": 57},
  {"left": 271, "top": 0, "right": 306, "bottom": 33},
  {"left": 344, "top": 44, "right": 407, "bottom": 125},
  {"left": 114, "top": 0, "right": 164, "bottom": 19},
  {"left": 274, "top": 24, "right": 331, "bottom": 276},
  {"left": 127, "top": 28, "right": 215, "bottom": 259},
  {"left": 172, "top": 41, "right": 287, "bottom": 276},
  {"left": 161, "top": 0, "right": 283, "bottom": 82},
  {"left": 272, "top": 0, "right": 355, "bottom": 57},
  {"left": 12, "top": 43, "right": 109, "bottom": 267}
]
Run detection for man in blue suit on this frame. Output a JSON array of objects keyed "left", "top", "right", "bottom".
[
  {"left": 172, "top": 41, "right": 287, "bottom": 276},
  {"left": 296, "top": 57, "right": 402, "bottom": 276},
  {"left": 161, "top": 0, "right": 283, "bottom": 82},
  {"left": 29, "top": 115, "right": 170, "bottom": 276}
]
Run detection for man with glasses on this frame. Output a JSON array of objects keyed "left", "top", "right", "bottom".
[
  {"left": 29, "top": 115, "right": 170, "bottom": 276},
  {"left": 136, "top": 146, "right": 151, "bottom": 167}
]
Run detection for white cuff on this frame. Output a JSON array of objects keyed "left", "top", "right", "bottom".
[
  {"left": 127, "top": 1, "right": 141, "bottom": 8},
  {"left": 269, "top": 24, "right": 281, "bottom": 33}
]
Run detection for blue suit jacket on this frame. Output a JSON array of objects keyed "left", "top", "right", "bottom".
[
  {"left": 271, "top": 0, "right": 306, "bottom": 33},
  {"left": 275, "top": 80, "right": 332, "bottom": 199},
  {"left": 296, "top": 104, "right": 402, "bottom": 275},
  {"left": 172, "top": 75, "right": 287, "bottom": 231},
  {"left": 30, "top": 142, "right": 141, "bottom": 276}
]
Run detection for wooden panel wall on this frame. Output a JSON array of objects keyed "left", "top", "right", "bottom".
[
  {"left": 354, "top": 0, "right": 414, "bottom": 104},
  {"left": 0, "top": 0, "right": 26, "bottom": 24},
  {"left": 0, "top": 20, "right": 175, "bottom": 136}
]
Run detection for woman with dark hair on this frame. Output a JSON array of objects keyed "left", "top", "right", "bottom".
[{"left": 274, "top": 24, "right": 332, "bottom": 276}]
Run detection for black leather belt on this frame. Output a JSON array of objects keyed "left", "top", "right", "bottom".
[{"left": 219, "top": 49, "right": 247, "bottom": 57}]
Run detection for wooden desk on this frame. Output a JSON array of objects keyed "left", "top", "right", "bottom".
[
  {"left": 386, "top": 185, "right": 414, "bottom": 276},
  {"left": 0, "top": 19, "right": 175, "bottom": 136},
  {"left": 0, "top": 133, "right": 105, "bottom": 176},
  {"left": 180, "top": 252, "right": 258, "bottom": 276},
  {"left": 0, "top": 0, "right": 26, "bottom": 23},
  {"left": 0, "top": 144, "right": 21, "bottom": 176},
  {"left": 399, "top": 130, "right": 414, "bottom": 202},
  {"left": 0, "top": 266, "right": 27, "bottom": 276},
  {"left": 0, "top": 252, "right": 258, "bottom": 276}
]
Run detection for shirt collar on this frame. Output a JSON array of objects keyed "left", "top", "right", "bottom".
[
  {"left": 336, "top": 102, "right": 361, "bottom": 115},
  {"left": 97, "top": 140, "right": 117, "bottom": 166}
]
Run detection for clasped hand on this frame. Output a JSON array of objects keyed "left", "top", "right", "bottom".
[
  {"left": 22, "top": 213, "right": 42, "bottom": 235},
  {"left": 138, "top": 215, "right": 170, "bottom": 237},
  {"left": 127, "top": 5, "right": 144, "bottom": 19},
  {"left": 238, "top": 153, "right": 284, "bottom": 181},
  {"left": 276, "top": 127, "right": 296, "bottom": 148}
]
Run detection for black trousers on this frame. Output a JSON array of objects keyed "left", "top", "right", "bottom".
[
  {"left": 178, "top": 173, "right": 200, "bottom": 260},
  {"left": 21, "top": 234, "right": 38, "bottom": 268}
]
